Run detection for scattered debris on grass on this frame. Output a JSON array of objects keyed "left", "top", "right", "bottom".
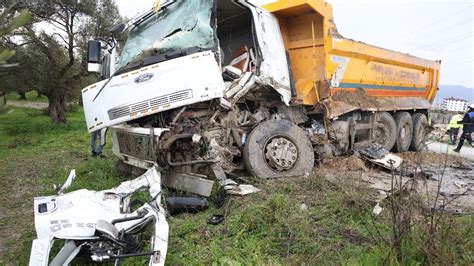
[
  {"left": 319, "top": 150, "right": 474, "bottom": 213},
  {"left": 30, "top": 168, "right": 169, "bottom": 266}
]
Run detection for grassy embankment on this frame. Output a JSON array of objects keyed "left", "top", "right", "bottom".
[{"left": 0, "top": 105, "right": 472, "bottom": 265}]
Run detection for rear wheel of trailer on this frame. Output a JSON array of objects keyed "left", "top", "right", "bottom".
[
  {"left": 410, "top": 113, "right": 429, "bottom": 151},
  {"left": 372, "top": 112, "right": 397, "bottom": 151},
  {"left": 393, "top": 112, "right": 414, "bottom": 152}
]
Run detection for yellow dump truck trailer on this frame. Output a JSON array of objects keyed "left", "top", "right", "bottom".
[
  {"left": 84, "top": 0, "right": 440, "bottom": 181},
  {"left": 265, "top": 0, "right": 440, "bottom": 116}
]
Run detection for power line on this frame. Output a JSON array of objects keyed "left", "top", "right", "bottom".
[
  {"left": 428, "top": 32, "right": 472, "bottom": 46},
  {"left": 428, "top": 34, "right": 473, "bottom": 49},
  {"left": 400, "top": 5, "right": 473, "bottom": 38},
  {"left": 443, "top": 59, "right": 474, "bottom": 65},
  {"left": 435, "top": 45, "right": 473, "bottom": 54},
  {"left": 415, "top": 32, "right": 473, "bottom": 50},
  {"left": 403, "top": 18, "right": 473, "bottom": 44},
  {"left": 445, "top": 54, "right": 473, "bottom": 62}
]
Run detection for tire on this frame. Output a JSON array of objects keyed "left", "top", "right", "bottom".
[
  {"left": 393, "top": 112, "right": 413, "bottom": 152},
  {"left": 243, "top": 119, "right": 314, "bottom": 179},
  {"left": 373, "top": 112, "right": 397, "bottom": 151},
  {"left": 410, "top": 113, "right": 428, "bottom": 151}
]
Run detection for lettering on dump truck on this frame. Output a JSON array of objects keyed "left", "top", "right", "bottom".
[{"left": 371, "top": 63, "right": 421, "bottom": 84}]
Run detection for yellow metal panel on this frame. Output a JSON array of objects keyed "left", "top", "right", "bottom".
[
  {"left": 264, "top": 0, "right": 440, "bottom": 107},
  {"left": 264, "top": 0, "right": 334, "bottom": 19},
  {"left": 268, "top": 2, "right": 327, "bottom": 104},
  {"left": 290, "top": 46, "right": 325, "bottom": 104},
  {"left": 330, "top": 38, "right": 440, "bottom": 70}
]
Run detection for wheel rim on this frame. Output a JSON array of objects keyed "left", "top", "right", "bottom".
[
  {"left": 416, "top": 123, "right": 427, "bottom": 149},
  {"left": 264, "top": 136, "right": 298, "bottom": 172},
  {"left": 400, "top": 123, "right": 411, "bottom": 146},
  {"left": 374, "top": 123, "right": 388, "bottom": 145}
]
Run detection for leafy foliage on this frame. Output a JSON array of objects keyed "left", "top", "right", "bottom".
[
  {"left": 0, "top": 6, "right": 31, "bottom": 65},
  {"left": 0, "top": 0, "right": 121, "bottom": 123}
]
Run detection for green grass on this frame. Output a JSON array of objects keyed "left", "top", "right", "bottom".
[
  {"left": 0, "top": 105, "right": 472, "bottom": 265},
  {"left": 5, "top": 90, "right": 49, "bottom": 103}
]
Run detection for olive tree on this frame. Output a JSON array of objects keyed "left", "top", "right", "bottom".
[{"left": 1, "top": 0, "right": 120, "bottom": 123}]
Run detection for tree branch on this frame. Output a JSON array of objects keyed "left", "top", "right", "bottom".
[{"left": 51, "top": 32, "right": 68, "bottom": 46}]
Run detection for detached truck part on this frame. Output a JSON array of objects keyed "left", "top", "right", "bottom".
[{"left": 82, "top": 0, "right": 440, "bottom": 181}]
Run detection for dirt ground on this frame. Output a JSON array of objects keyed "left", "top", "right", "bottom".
[
  {"left": 317, "top": 152, "right": 474, "bottom": 213},
  {"left": 6, "top": 100, "right": 48, "bottom": 110}
]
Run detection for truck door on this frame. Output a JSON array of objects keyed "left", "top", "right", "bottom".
[{"left": 238, "top": 1, "right": 292, "bottom": 105}]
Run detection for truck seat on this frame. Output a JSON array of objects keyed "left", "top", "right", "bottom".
[{"left": 222, "top": 46, "right": 256, "bottom": 81}]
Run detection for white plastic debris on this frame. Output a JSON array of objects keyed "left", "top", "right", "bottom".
[
  {"left": 372, "top": 203, "right": 383, "bottom": 216},
  {"left": 29, "top": 167, "right": 168, "bottom": 266},
  {"left": 453, "top": 180, "right": 468, "bottom": 189},
  {"left": 300, "top": 203, "right": 308, "bottom": 212},
  {"left": 224, "top": 184, "right": 260, "bottom": 196},
  {"left": 371, "top": 153, "right": 403, "bottom": 170},
  {"left": 58, "top": 169, "right": 76, "bottom": 194}
]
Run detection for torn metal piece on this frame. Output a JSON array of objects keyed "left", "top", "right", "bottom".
[
  {"left": 58, "top": 169, "right": 76, "bottom": 195},
  {"left": 29, "top": 167, "right": 169, "bottom": 266},
  {"left": 357, "top": 143, "right": 403, "bottom": 170},
  {"left": 224, "top": 184, "right": 260, "bottom": 196},
  {"left": 162, "top": 172, "right": 214, "bottom": 197},
  {"left": 211, "top": 164, "right": 227, "bottom": 183},
  {"left": 370, "top": 154, "right": 403, "bottom": 170},
  {"left": 356, "top": 143, "right": 389, "bottom": 160}
]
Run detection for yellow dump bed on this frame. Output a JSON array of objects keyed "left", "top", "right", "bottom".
[{"left": 264, "top": 0, "right": 441, "bottom": 118}]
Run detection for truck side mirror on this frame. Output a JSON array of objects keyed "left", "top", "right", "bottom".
[{"left": 87, "top": 40, "right": 101, "bottom": 73}]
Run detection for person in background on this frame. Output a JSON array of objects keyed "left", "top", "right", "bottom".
[
  {"left": 453, "top": 104, "right": 474, "bottom": 153},
  {"left": 90, "top": 128, "right": 106, "bottom": 157},
  {"left": 447, "top": 112, "right": 463, "bottom": 145}
]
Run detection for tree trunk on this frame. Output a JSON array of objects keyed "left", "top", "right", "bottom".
[
  {"left": 48, "top": 93, "right": 67, "bottom": 123},
  {"left": 0, "top": 91, "right": 5, "bottom": 106},
  {"left": 19, "top": 91, "right": 27, "bottom": 100}
]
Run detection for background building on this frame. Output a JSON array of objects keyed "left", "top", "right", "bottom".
[{"left": 443, "top": 97, "right": 468, "bottom": 112}]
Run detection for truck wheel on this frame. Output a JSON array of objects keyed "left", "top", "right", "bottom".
[
  {"left": 393, "top": 112, "right": 413, "bottom": 152},
  {"left": 243, "top": 119, "right": 314, "bottom": 179},
  {"left": 410, "top": 113, "right": 428, "bottom": 151},
  {"left": 373, "top": 112, "right": 397, "bottom": 150}
]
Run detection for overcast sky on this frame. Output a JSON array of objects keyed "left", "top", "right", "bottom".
[{"left": 115, "top": 0, "right": 473, "bottom": 90}]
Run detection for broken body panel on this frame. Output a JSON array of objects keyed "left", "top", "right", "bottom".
[{"left": 29, "top": 168, "right": 169, "bottom": 266}]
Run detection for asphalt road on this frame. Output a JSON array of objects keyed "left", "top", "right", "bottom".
[{"left": 428, "top": 140, "right": 474, "bottom": 159}]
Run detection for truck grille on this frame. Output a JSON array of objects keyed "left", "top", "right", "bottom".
[
  {"left": 116, "top": 131, "right": 156, "bottom": 161},
  {"left": 108, "top": 89, "right": 193, "bottom": 120}
]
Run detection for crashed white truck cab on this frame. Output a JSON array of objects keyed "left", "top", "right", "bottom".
[
  {"left": 84, "top": 0, "right": 434, "bottom": 184},
  {"left": 83, "top": 0, "right": 311, "bottom": 182}
]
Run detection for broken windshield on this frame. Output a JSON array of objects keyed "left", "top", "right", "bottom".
[{"left": 117, "top": 0, "right": 215, "bottom": 70}]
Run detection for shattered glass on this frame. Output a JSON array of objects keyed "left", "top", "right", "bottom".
[{"left": 118, "top": 0, "right": 215, "bottom": 69}]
